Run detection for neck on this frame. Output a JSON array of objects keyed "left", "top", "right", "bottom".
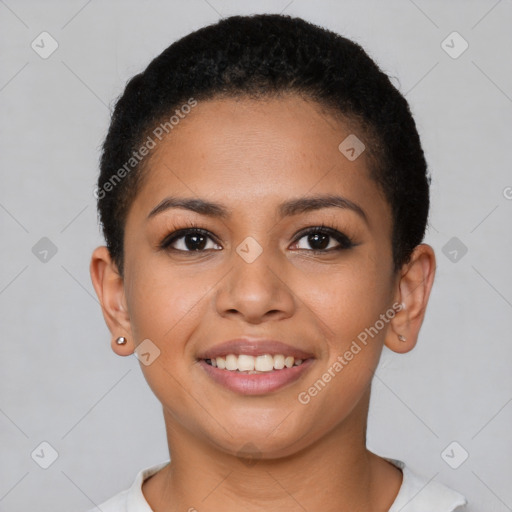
[{"left": 143, "top": 388, "right": 402, "bottom": 512}]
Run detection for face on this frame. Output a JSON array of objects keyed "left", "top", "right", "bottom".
[{"left": 97, "top": 95, "right": 410, "bottom": 459}]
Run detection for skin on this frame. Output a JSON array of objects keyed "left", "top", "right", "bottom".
[{"left": 90, "top": 94, "right": 436, "bottom": 512}]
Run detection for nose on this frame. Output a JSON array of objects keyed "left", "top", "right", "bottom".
[{"left": 214, "top": 242, "right": 296, "bottom": 324}]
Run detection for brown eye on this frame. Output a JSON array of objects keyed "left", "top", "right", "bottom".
[
  {"left": 292, "top": 227, "right": 355, "bottom": 252},
  {"left": 160, "top": 228, "right": 222, "bottom": 252}
]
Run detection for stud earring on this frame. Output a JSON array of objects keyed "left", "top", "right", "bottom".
[
  {"left": 398, "top": 334, "right": 407, "bottom": 342},
  {"left": 116, "top": 336, "right": 127, "bottom": 345}
]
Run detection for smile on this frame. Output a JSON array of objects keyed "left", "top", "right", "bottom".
[
  {"left": 204, "top": 353, "right": 305, "bottom": 373},
  {"left": 199, "top": 355, "right": 314, "bottom": 395}
]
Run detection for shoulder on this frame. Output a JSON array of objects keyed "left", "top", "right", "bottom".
[
  {"left": 386, "top": 458, "right": 468, "bottom": 512},
  {"left": 82, "top": 460, "right": 170, "bottom": 512}
]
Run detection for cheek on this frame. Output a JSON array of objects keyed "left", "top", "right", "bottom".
[
  {"left": 125, "top": 261, "right": 206, "bottom": 349},
  {"left": 125, "top": 267, "right": 206, "bottom": 407},
  {"left": 302, "top": 257, "right": 391, "bottom": 339},
  {"left": 295, "top": 269, "right": 386, "bottom": 426}
]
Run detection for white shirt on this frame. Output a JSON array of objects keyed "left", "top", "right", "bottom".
[{"left": 86, "top": 457, "right": 467, "bottom": 511}]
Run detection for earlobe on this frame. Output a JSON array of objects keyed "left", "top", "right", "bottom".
[
  {"left": 111, "top": 335, "right": 133, "bottom": 356},
  {"left": 384, "top": 244, "right": 436, "bottom": 354},
  {"left": 89, "top": 246, "right": 134, "bottom": 355}
]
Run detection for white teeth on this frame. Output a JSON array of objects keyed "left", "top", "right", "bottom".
[
  {"left": 225, "top": 354, "right": 238, "bottom": 371},
  {"left": 238, "top": 354, "right": 255, "bottom": 371},
  {"left": 255, "top": 354, "right": 274, "bottom": 372},
  {"left": 206, "top": 354, "right": 306, "bottom": 372},
  {"left": 273, "top": 354, "right": 285, "bottom": 370}
]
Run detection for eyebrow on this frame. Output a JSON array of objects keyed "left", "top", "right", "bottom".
[{"left": 147, "top": 193, "right": 369, "bottom": 225}]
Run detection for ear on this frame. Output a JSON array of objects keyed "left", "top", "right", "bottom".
[
  {"left": 385, "top": 243, "right": 436, "bottom": 354},
  {"left": 89, "top": 246, "right": 134, "bottom": 356}
]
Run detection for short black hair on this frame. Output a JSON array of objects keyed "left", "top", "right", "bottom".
[{"left": 96, "top": 13, "right": 430, "bottom": 277}]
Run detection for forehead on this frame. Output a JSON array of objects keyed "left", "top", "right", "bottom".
[{"left": 127, "top": 95, "right": 391, "bottom": 233}]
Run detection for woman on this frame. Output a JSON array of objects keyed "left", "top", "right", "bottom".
[{"left": 88, "top": 13, "right": 467, "bottom": 511}]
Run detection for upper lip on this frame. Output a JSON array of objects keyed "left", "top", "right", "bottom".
[{"left": 197, "top": 337, "right": 315, "bottom": 360}]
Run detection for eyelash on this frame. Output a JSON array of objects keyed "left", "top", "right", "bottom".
[{"left": 158, "top": 220, "right": 356, "bottom": 254}]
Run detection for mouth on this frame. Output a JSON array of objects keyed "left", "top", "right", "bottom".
[
  {"left": 203, "top": 353, "right": 308, "bottom": 373},
  {"left": 196, "top": 338, "right": 315, "bottom": 395}
]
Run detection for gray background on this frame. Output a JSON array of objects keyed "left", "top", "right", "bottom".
[{"left": 1, "top": 0, "right": 511, "bottom": 511}]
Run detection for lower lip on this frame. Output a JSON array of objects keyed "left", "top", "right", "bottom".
[{"left": 198, "top": 359, "right": 314, "bottom": 395}]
